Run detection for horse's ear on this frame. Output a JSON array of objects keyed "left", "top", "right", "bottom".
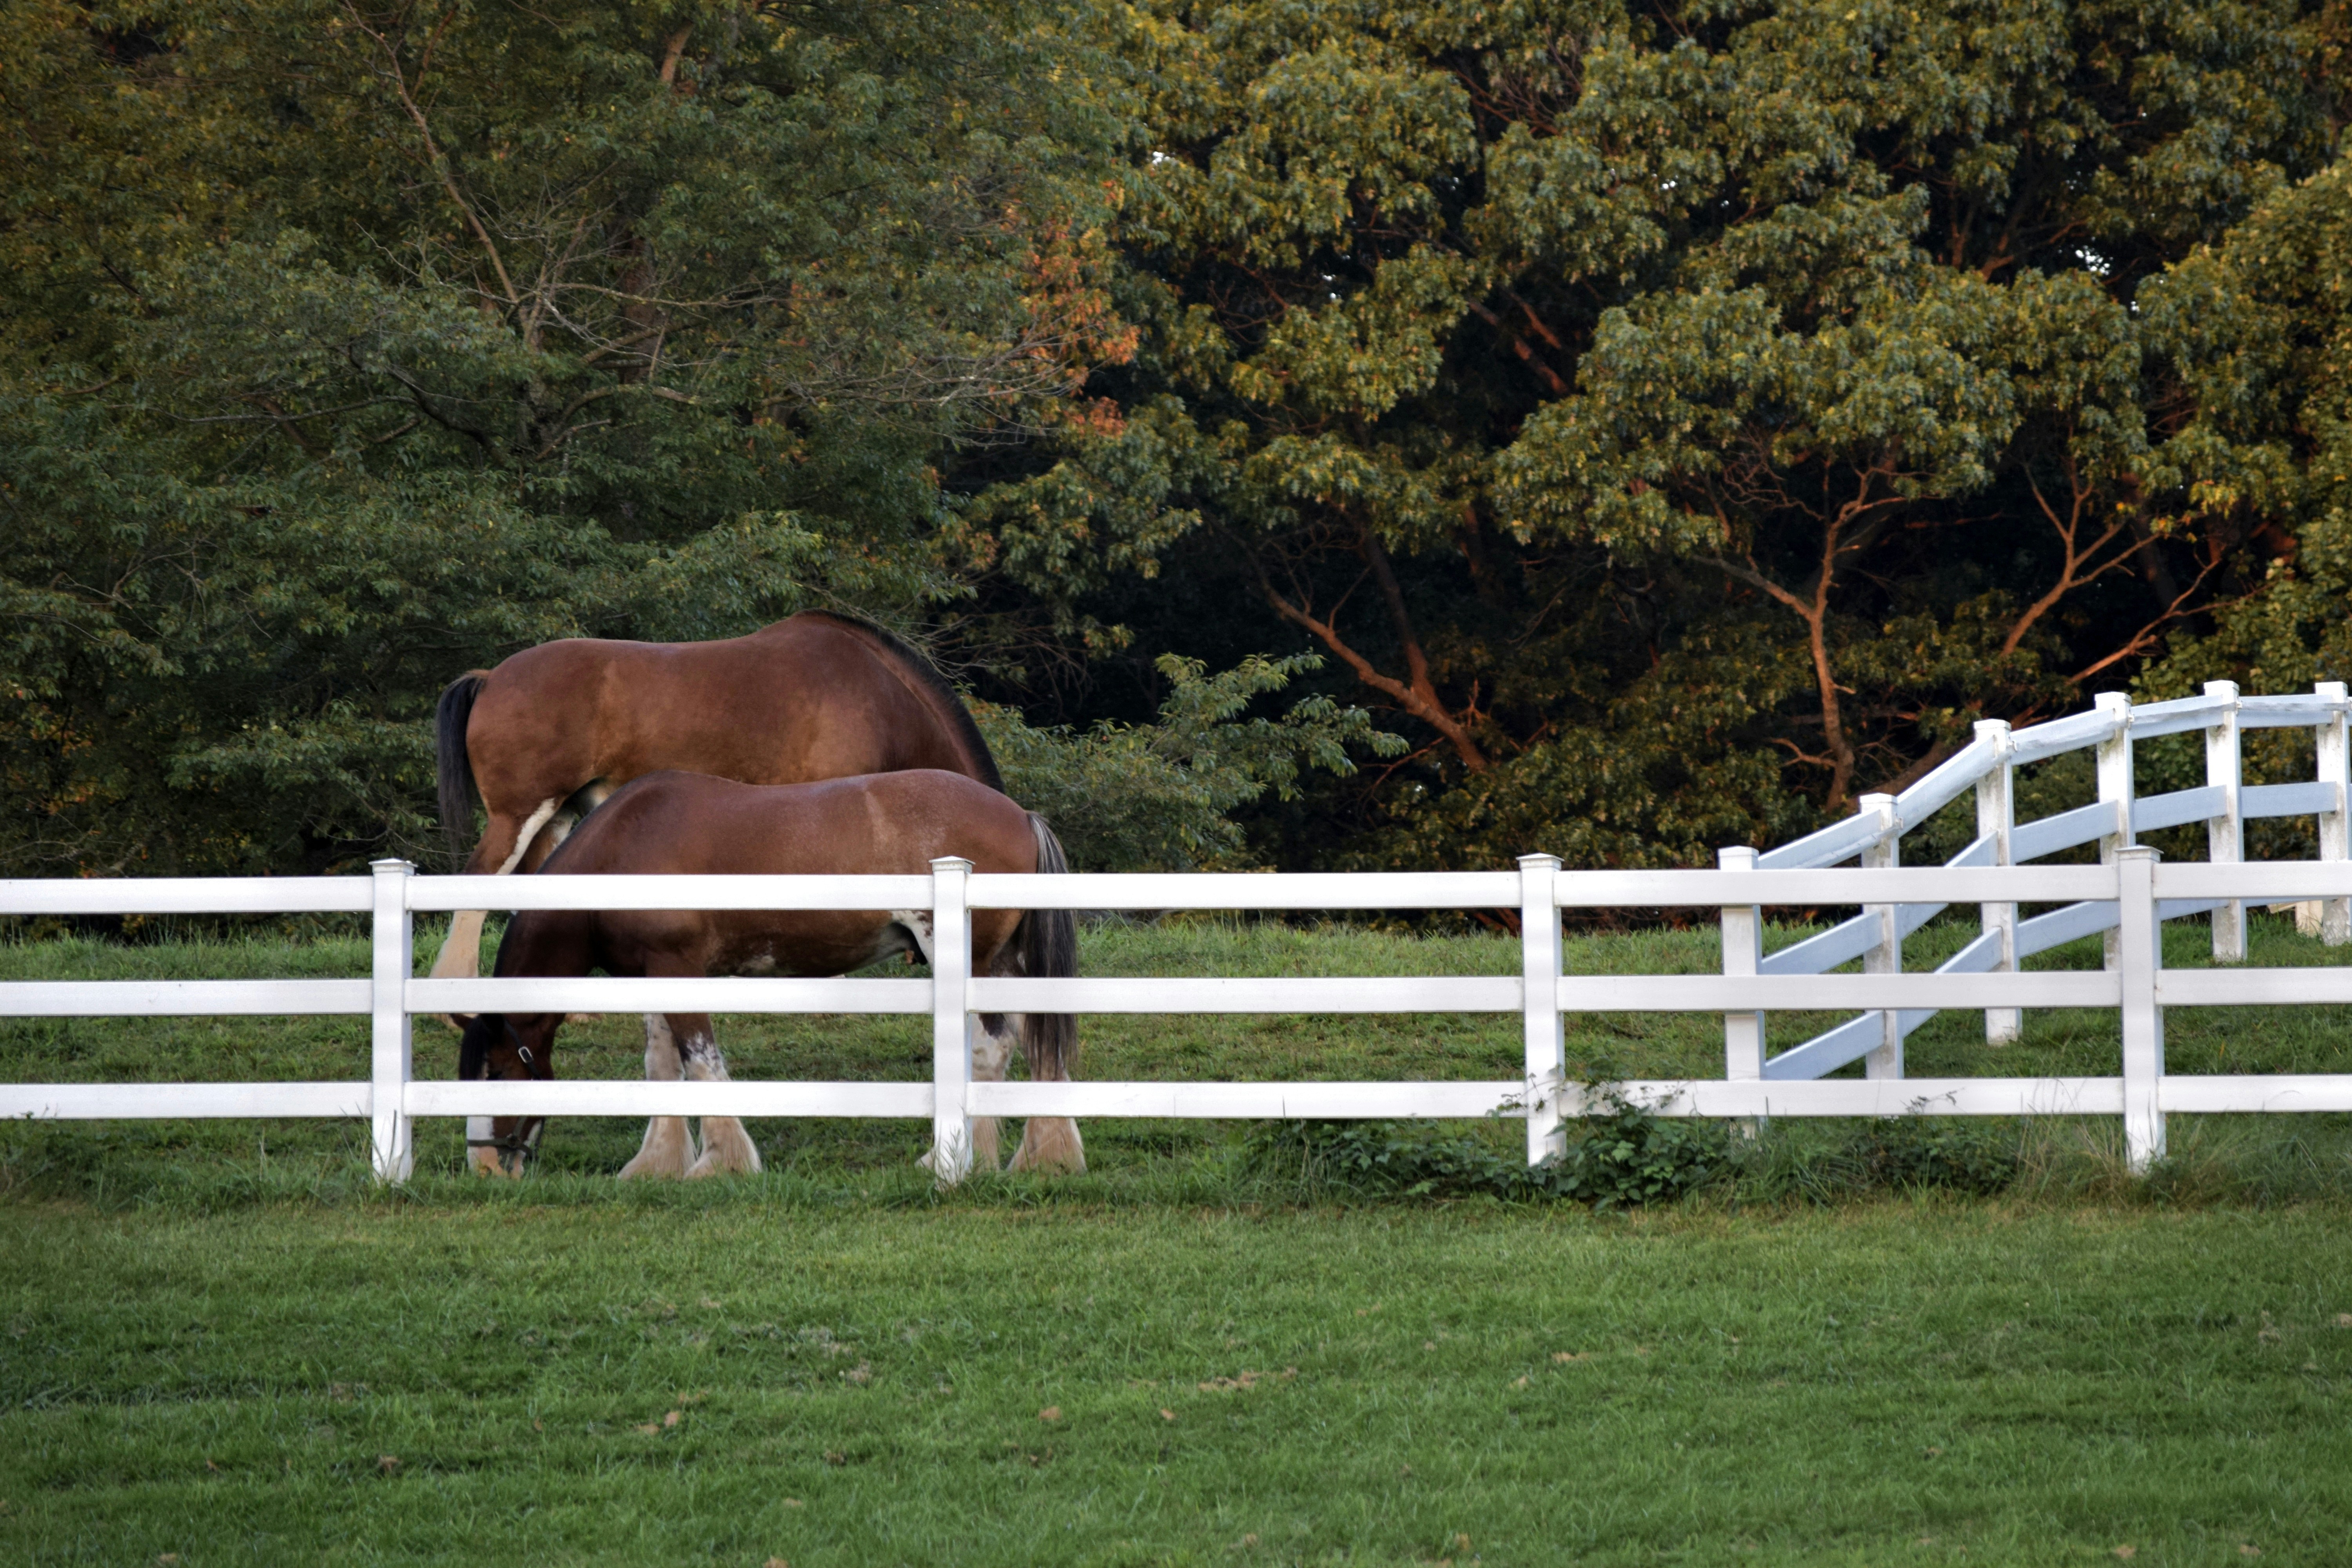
[{"left": 458, "top": 1015, "right": 497, "bottom": 1080}]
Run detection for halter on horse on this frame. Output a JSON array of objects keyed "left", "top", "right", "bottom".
[{"left": 456, "top": 768, "right": 1083, "bottom": 1180}]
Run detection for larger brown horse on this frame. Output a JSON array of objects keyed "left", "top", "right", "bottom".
[
  {"left": 431, "top": 611, "right": 1003, "bottom": 983},
  {"left": 457, "top": 768, "right": 1083, "bottom": 1181}
]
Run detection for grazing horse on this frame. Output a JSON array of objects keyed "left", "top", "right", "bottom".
[
  {"left": 431, "top": 610, "right": 1003, "bottom": 984},
  {"left": 432, "top": 611, "right": 1005, "bottom": 1172},
  {"left": 456, "top": 768, "right": 1084, "bottom": 1181}
]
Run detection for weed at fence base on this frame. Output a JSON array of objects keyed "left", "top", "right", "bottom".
[{"left": 1237, "top": 1098, "right": 2031, "bottom": 1208}]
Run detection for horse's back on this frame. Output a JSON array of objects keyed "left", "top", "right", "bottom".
[{"left": 463, "top": 613, "right": 993, "bottom": 807}]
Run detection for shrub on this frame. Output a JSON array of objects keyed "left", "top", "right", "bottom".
[{"left": 1537, "top": 1095, "right": 1730, "bottom": 1209}]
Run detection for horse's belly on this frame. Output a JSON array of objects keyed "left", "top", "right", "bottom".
[{"left": 709, "top": 913, "right": 898, "bottom": 979}]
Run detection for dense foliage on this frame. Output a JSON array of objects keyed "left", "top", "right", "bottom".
[
  {"left": 4, "top": 2, "right": 2347, "bottom": 875},
  {"left": 2, "top": 0, "right": 1145, "bottom": 871},
  {"left": 991, "top": 0, "right": 2347, "bottom": 869}
]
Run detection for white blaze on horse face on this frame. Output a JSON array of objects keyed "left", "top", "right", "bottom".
[{"left": 466, "top": 1116, "right": 503, "bottom": 1176}]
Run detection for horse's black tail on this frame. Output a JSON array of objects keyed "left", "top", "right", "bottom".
[
  {"left": 437, "top": 671, "right": 488, "bottom": 869},
  {"left": 1015, "top": 812, "right": 1078, "bottom": 1082}
]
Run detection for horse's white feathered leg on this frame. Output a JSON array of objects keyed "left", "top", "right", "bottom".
[
  {"left": 967, "top": 1018, "right": 1014, "bottom": 1172},
  {"left": 1008, "top": 1011, "right": 1086, "bottom": 1174},
  {"left": 682, "top": 1024, "right": 762, "bottom": 1178},
  {"left": 619, "top": 1013, "right": 696, "bottom": 1179},
  {"left": 1009, "top": 1104, "right": 1087, "bottom": 1173}
]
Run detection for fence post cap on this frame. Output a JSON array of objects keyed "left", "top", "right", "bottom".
[
  {"left": 2115, "top": 844, "right": 2163, "bottom": 864},
  {"left": 1717, "top": 846, "right": 1757, "bottom": 869},
  {"left": 2318, "top": 680, "right": 2349, "bottom": 702},
  {"left": 2094, "top": 691, "right": 2131, "bottom": 710},
  {"left": 1515, "top": 852, "right": 1561, "bottom": 871},
  {"left": 1973, "top": 716, "right": 2012, "bottom": 741},
  {"left": 2203, "top": 679, "right": 2241, "bottom": 700},
  {"left": 368, "top": 858, "right": 414, "bottom": 874},
  {"left": 928, "top": 856, "right": 975, "bottom": 874}
]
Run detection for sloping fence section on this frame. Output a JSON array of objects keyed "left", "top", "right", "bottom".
[
  {"left": 3, "top": 686, "right": 2351, "bottom": 1182},
  {"left": 1721, "top": 679, "right": 2352, "bottom": 1093}
]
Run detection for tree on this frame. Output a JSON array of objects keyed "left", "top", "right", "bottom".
[
  {"left": 0, "top": 0, "right": 1134, "bottom": 872},
  {"left": 984, "top": 0, "right": 2336, "bottom": 867}
]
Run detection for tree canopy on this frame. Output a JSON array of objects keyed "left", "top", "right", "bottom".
[{"left": 4, "top": 1, "right": 2347, "bottom": 877}]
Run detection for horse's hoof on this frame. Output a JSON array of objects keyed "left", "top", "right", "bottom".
[
  {"left": 619, "top": 1117, "right": 696, "bottom": 1180},
  {"left": 685, "top": 1147, "right": 762, "bottom": 1179},
  {"left": 1009, "top": 1119, "right": 1087, "bottom": 1175},
  {"left": 1009, "top": 1150, "right": 1087, "bottom": 1175}
]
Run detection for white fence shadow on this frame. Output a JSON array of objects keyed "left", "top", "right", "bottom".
[{"left": 4, "top": 684, "right": 2352, "bottom": 1181}]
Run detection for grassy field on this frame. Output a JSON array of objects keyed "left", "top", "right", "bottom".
[{"left": 6, "top": 913, "right": 2352, "bottom": 1563}]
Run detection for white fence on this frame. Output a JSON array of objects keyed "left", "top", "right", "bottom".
[{"left": 4, "top": 681, "right": 2352, "bottom": 1181}]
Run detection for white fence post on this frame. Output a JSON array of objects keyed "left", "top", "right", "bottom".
[
  {"left": 369, "top": 858, "right": 414, "bottom": 1184},
  {"left": 1975, "top": 719, "right": 2021, "bottom": 1043},
  {"left": 1858, "top": 793, "right": 1902, "bottom": 1079},
  {"left": 2116, "top": 846, "right": 2165, "bottom": 1171},
  {"left": 1718, "top": 847, "right": 1763, "bottom": 1118},
  {"left": 2096, "top": 691, "right": 2134, "bottom": 970},
  {"left": 928, "top": 855, "right": 974, "bottom": 1185},
  {"left": 1518, "top": 854, "right": 1564, "bottom": 1165},
  {"left": 2204, "top": 680, "right": 2245, "bottom": 963},
  {"left": 2319, "top": 681, "right": 2350, "bottom": 946}
]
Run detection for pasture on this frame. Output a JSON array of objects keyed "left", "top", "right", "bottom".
[{"left": 6, "top": 915, "right": 2352, "bottom": 1564}]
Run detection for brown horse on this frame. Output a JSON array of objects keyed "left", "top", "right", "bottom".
[
  {"left": 431, "top": 610, "right": 1003, "bottom": 984},
  {"left": 456, "top": 768, "right": 1083, "bottom": 1181}
]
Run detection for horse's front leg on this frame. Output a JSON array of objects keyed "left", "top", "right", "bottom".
[
  {"left": 681, "top": 1014, "right": 762, "bottom": 1178},
  {"left": 618, "top": 1013, "right": 697, "bottom": 1179}
]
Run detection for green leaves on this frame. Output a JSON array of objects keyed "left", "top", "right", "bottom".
[
  {"left": 975, "top": 652, "right": 1401, "bottom": 870},
  {"left": 0, "top": 0, "right": 1138, "bottom": 874},
  {"left": 1011, "top": 0, "right": 2336, "bottom": 855}
]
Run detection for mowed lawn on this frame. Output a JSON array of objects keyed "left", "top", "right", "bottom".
[
  {"left": 4, "top": 1202, "right": 2350, "bottom": 1566},
  {"left": 5, "top": 915, "right": 2352, "bottom": 1564}
]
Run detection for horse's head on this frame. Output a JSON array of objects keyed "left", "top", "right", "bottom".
[{"left": 457, "top": 1011, "right": 559, "bottom": 1177}]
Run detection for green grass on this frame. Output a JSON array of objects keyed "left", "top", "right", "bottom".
[
  {"left": 5, "top": 1201, "right": 2351, "bottom": 1564},
  {"left": 8, "top": 915, "right": 2352, "bottom": 1563}
]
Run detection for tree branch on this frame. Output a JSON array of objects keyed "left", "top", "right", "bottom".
[{"left": 1243, "top": 539, "right": 1490, "bottom": 771}]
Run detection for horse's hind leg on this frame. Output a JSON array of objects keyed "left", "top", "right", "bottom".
[
  {"left": 679, "top": 1015, "right": 762, "bottom": 1178},
  {"left": 429, "top": 798, "right": 565, "bottom": 1028},
  {"left": 966, "top": 1015, "right": 1015, "bottom": 1173},
  {"left": 1008, "top": 1014, "right": 1085, "bottom": 1174},
  {"left": 618, "top": 1013, "right": 697, "bottom": 1180}
]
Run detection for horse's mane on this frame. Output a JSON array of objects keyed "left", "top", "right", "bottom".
[{"left": 795, "top": 610, "right": 1007, "bottom": 793}]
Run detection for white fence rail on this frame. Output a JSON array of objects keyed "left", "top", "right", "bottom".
[
  {"left": 5, "top": 687, "right": 2352, "bottom": 1181},
  {"left": 1719, "top": 679, "right": 2351, "bottom": 1103}
]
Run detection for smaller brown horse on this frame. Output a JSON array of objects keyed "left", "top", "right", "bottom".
[{"left": 456, "top": 769, "right": 1083, "bottom": 1179}]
